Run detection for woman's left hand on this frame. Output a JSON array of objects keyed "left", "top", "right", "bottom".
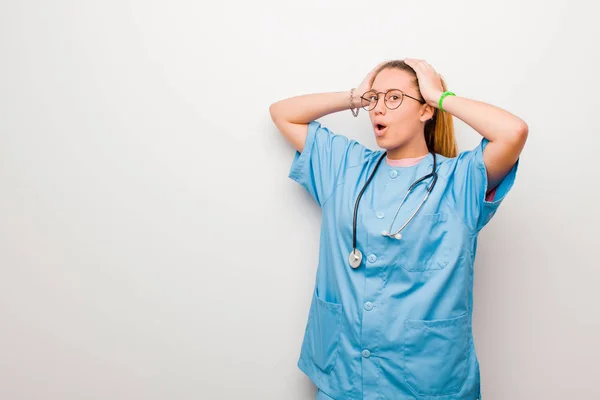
[{"left": 404, "top": 58, "right": 444, "bottom": 108}]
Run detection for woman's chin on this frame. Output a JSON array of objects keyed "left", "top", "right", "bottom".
[
  {"left": 375, "top": 136, "right": 402, "bottom": 150},
  {"left": 375, "top": 134, "right": 391, "bottom": 145}
]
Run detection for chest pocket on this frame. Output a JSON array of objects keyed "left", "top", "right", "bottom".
[{"left": 396, "top": 212, "right": 450, "bottom": 272}]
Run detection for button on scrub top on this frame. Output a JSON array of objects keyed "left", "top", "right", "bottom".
[{"left": 288, "top": 120, "right": 519, "bottom": 400}]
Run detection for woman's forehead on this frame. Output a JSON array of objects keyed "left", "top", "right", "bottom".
[{"left": 371, "top": 68, "right": 413, "bottom": 92}]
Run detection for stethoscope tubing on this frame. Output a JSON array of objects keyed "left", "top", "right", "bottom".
[{"left": 351, "top": 151, "right": 438, "bottom": 255}]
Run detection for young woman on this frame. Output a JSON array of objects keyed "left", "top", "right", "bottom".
[{"left": 269, "top": 59, "right": 527, "bottom": 400}]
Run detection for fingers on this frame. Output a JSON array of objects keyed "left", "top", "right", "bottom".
[
  {"left": 404, "top": 58, "right": 424, "bottom": 71},
  {"left": 405, "top": 58, "right": 436, "bottom": 73},
  {"left": 405, "top": 58, "right": 427, "bottom": 67}
]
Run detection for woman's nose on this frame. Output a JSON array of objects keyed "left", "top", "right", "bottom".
[{"left": 373, "top": 97, "right": 387, "bottom": 114}]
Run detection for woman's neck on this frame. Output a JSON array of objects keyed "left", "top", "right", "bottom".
[{"left": 385, "top": 140, "right": 429, "bottom": 161}]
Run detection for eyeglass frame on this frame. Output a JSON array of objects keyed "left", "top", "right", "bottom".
[{"left": 359, "top": 88, "right": 426, "bottom": 111}]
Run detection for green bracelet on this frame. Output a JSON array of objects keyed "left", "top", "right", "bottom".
[{"left": 439, "top": 91, "right": 455, "bottom": 112}]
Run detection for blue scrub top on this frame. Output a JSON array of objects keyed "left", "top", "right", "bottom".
[{"left": 288, "top": 120, "right": 519, "bottom": 400}]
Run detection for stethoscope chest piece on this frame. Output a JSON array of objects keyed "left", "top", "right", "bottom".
[{"left": 348, "top": 249, "right": 362, "bottom": 269}]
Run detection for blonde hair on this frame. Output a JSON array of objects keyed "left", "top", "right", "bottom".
[{"left": 369, "top": 60, "right": 458, "bottom": 158}]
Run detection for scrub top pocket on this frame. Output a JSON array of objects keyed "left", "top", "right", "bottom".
[
  {"left": 402, "top": 312, "right": 471, "bottom": 397},
  {"left": 397, "top": 212, "right": 450, "bottom": 272},
  {"left": 307, "top": 287, "right": 342, "bottom": 373}
]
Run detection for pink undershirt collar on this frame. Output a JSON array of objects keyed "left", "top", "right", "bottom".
[{"left": 385, "top": 154, "right": 428, "bottom": 167}]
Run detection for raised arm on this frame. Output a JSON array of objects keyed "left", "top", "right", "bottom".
[
  {"left": 404, "top": 58, "right": 529, "bottom": 192},
  {"left": 269, "top": 91, "right": 358, "bottom": 152},
  {"left": 269, "top": 62, "right": 388, "bottom": 152}
]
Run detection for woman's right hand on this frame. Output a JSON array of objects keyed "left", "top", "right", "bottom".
[{"left": 353, "top": 61, "right": 390, "bottom": 108}]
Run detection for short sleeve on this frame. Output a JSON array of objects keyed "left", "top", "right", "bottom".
[
  {"left": 449, "top": 137, "right": 519, "bottom": 232},
  {"left": 288, "top": 120, "right": 372, "bottom": 207}
]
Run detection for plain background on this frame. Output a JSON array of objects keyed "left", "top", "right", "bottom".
[{"left": 1, "top": 1, "right": 598, "bottom": 399}]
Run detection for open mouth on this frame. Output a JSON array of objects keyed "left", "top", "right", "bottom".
[{"left": 375, "top": 123, "right": 388, "bottom": 136}]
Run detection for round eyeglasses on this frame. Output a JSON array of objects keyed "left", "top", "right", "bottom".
[{"left": 360, "top": 89, "right": 426, "bottom": 111}]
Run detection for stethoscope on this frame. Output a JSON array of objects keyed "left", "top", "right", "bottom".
[{"left": 348, "top": 151, "right": 438, "bottom": 269}]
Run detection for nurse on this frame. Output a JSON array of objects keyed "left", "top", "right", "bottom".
[{"left": 269, "top": 59, "right": 528, "bottom": 400}]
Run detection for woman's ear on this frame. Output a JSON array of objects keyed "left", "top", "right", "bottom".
[{"left": 419, "top": 104, "right": 435, "bottom": 122}]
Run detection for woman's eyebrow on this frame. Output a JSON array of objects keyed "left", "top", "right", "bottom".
[{"left": 372, "top": 88, "right": 403, "bottom": 92}]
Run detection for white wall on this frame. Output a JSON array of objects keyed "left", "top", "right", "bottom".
[{"left": 1, "top": 1, "right": 598, "bottom": 399}]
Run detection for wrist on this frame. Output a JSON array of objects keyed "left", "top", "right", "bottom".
[
  {"left": 437, "top": 91, "right": 456, "bottom": 112},
  {"left": 350, "top": 89, "right": 362, "bottom": 108},
  {"left": 427, "top": 91, "right": 444, "bottom": 108}
]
